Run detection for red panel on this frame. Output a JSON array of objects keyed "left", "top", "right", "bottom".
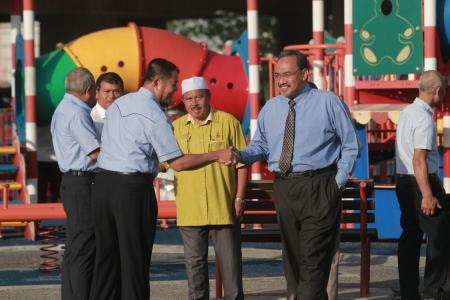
[
  {"left": 357, "top": 89, "right": 418, "bottom": 105},
  {"left": 138, "top": 26, "right": 248, "bottom": 121},
  {"left": 139, "top": 27, "right": 208, "bottom": 108},
  {"left": 200, "top": 52, "right": 248, "bottom": 121},
  {"left": 356, "top": 80, "right": 418, "bottom": 90}
]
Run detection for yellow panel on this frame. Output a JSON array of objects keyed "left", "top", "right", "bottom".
[
  {"left": 0, "top": 146, "right": 16, "bottom": 155},
  {"left": 0, "top": 182, "right": 22, "bottom": 191},
  {"left": 0, "top": 222, "right": 27, "bottom": 227},
  {"left": 64, "top": 24, "right": 141, "bottom": 92}
]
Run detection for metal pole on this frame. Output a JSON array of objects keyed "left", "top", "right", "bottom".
[
  {"left": 424, "top": 0, "right": 437, "bottom": 71},
  {"left": 10, "top": 0, "right": 22, "bottom": 119},
  {"left": 312, "top": 0, "right": 324, "bottom": 90},
  {"left": 344, "top": 0, "right": 356, "bottom": 106},
  {"left": 247, "top": 0, "right": 262, "bottom": 180},
  {"left": 443, "top": 112, "right": 450, "bottom": 192},
  {"left": 23, "top": 0, "right": 38, "bottom": 203}
]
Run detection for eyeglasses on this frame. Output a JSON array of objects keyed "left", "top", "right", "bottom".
[{"left": 273, "top": 68, "right": 301, "bottom": 80}]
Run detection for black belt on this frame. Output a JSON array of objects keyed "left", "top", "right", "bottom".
[
  {"left": 274, "top": 164, "right": 337, "bottom": 179},
  {"left": 64, "top": 170, "right": 96, "bottom": 177},
  {"left": 99, "top": 169, "right": 153, "bottom": 178}
]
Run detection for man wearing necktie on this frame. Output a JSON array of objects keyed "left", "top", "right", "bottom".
[{"left": 235, "top": 50, "right": 358, "bottom": 299}]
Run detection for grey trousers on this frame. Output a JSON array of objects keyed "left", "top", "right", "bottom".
[{"left": 179, "top": 225, "right": 244, "bottom": 300}]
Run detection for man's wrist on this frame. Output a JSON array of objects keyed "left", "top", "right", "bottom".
[{"left": 235, "top": 197, "right": 246, "bottom": 204}]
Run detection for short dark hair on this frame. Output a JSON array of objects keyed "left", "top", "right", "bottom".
[
  {"left": 278, "top": 50, "right": 309, "bottom": 70},
  {"left": 142, "top": 58, "right": 179, "bottom": 83},
  {"left": 96, "top": 72, "right": 124, "bottom": 91},
  {"left": 307, "top": 81, "right": 318, "bottom": 89}
]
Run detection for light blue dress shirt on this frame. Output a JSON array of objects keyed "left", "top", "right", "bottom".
[
  {"left": 98, "top": 87, "right": 183, "bottom": 175},
  {"left": 395, "top": 98, "right": 438, "bottom": 175},
  {"left": 51, "top": 93, "right": 100, "bottom": 173},
  {"left": 240, "top": 85, "right": 358, "bottom": 186}
]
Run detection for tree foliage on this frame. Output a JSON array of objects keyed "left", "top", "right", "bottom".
[{"left": 167, "top": 10, "right": 277, "bottom": 55}]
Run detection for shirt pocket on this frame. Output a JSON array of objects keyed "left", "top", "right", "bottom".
[{"left": 209, "top": 139, "right": 226, "bottom": 151}]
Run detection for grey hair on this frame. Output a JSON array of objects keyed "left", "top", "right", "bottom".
[
  {"left": 418, "top": 70, "right": 445, "bottom": 94},
  {"left": 65, "top": 67, "right": 95, "bottom": 94}
]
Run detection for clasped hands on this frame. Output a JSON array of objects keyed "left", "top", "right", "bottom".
[{"left": 216, "top": 146, "right": 241, "bottom": 166}]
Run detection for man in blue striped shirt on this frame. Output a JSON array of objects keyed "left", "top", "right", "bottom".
[{"left": 237, "top": 50, "right": 358, "bottom": 299}]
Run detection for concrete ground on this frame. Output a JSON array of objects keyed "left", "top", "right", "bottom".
[{"left": 0, "top": 226, "right": 447, "bottom": 300}]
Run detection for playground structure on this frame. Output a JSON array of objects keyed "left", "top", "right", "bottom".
[{"left": 1, "top": 0, "right": 450, "bottom": 241}]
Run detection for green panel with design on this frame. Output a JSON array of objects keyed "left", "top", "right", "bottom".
[{"left": 353, "top": 0, "right": 423, "bottom": 76}]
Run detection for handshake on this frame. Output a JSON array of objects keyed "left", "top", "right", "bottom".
[{"left": 216, "top": 146, "right": 241, "bottom": 166}]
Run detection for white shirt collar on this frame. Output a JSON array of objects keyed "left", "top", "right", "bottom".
[{"left": 94, "top": 103, "right": 107, "bottom": 119}]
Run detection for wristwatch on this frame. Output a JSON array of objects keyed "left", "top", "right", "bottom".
[{"left": 338, "top": 184, "right": 345, "bottom": 193}]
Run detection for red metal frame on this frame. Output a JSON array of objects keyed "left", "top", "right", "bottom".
[
  {"left": 359, "top": 181, "right": 370, "bottom": 297},
  {"left": 0, "top": 108, "right": 14, "bottom": 146}
]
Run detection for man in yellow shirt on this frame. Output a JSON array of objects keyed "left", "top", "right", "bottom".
[{"left": 173, "top": 76, "right": 248, "bottom": 300}]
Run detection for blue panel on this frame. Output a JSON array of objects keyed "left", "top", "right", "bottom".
[
  {"left": 14, "top": 34, "right": 26, "bottom": 143},
  {"left": 0, "top": 165, "right": 19, "bottom": 173},
  {"left": 438, "top": 146, "right": 444, "bottom": 181},
  {"left": 437, "top": 0, "right": 450, "bottom": 61},
  {"left": 231, "top": 32, "right": 251, "bottom": 138},
  {"left": 353, "top": 123, "right": 369, "bottom": 179},
  {"left": 374, "top": 187, "right": 402, "bottom": 239}
]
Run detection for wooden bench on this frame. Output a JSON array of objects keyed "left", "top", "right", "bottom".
[{"left": 215, "top": 179, "right": 376, "bottom": 298}]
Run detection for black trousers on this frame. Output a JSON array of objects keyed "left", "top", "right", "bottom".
[
  {"left": 396, "top": 174, "right": 450, "bottom": 299},
  {"left": 274, "top": 171, "right": 341, "bottom": 300},
  {"left": 60, "top": 173, "right": 96, "bottom": 300},
  {"left": 90, "top": 171, "right": 157, "bottom": 300},
  {"left": 179, "top": 225, "right": 244, "bottom": 300}
]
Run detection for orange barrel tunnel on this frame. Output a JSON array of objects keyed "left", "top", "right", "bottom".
[{"left": 36, "top": 22, "right": 249, "bottom": 126}]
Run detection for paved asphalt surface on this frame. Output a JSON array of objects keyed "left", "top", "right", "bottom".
[{"left": 0, "top": 224, "right": 448, "bottom": 299}]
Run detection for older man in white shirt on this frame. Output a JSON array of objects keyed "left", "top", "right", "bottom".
[
  {"left": 395, "top": 70, "right": 450, "bottom": 300},
  {"left": 91, "top": 72, "right": 124, "bottom": 136}
]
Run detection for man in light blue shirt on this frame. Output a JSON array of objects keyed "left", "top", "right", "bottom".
[
  {"left": 90, "top": 58, "right": 238, "bottom": 300},
  {"left": 50, "top": 67, "right": 100, "bottom": 300},
  {"left": 236, "top": 50, "right": 358, "bottom": 300},
  {"left": 395, "top": 70, "right": 449, "bottom": 300}
]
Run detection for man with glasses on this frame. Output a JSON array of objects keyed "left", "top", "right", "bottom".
[
  {"left": 233, "top": 50, "right": 358, "bottom": 299},
  {"left": 169, "top": 76, "right": 247, "bottom": 300}
]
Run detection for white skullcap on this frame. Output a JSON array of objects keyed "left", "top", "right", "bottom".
[{"left": 181, "top": 76, "right": 209, "bottom": 95}]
